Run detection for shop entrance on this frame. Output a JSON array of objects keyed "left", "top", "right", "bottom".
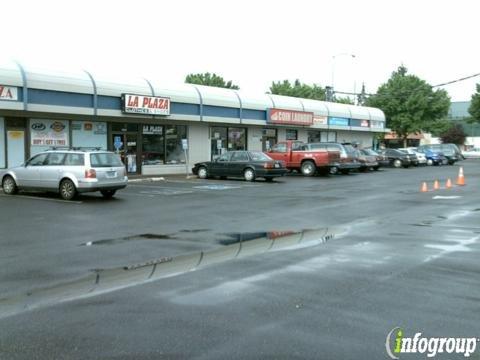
[
  {"left": 112, "top": 133, "right": 138, "bottom": 174},
  {"left": 5, "top": 118, "right": 27, "bottom": 167},
  {"left": 262, "top": 128, "right": 277, "bottom": 151}
]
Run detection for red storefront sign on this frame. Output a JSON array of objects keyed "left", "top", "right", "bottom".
[
  {"left": 268, "top": 108, "right": 314, "bottom": 126},
  {"left": 122, "top": 94, "right": 170, "bottom": 115}
]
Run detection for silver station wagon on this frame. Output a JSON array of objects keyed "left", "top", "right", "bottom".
[{"left": 1, "top": 148, "right": 128, "bottom": 200}]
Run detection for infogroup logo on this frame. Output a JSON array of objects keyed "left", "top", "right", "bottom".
[{"left": 385, "top": 327, "right": 479, "bottom": 358}]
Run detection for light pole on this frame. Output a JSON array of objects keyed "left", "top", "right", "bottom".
[{"left": 331, "top": 53, "right": 356, "bottom": 102}]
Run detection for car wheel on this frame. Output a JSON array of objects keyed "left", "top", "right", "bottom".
[
  {"left": 373, "top": 166, "right": 379, "bottom": 171},
  {"left": 59, "top": 179, "right": 77, "bottom": 200},
  {"left": 393, "top": 159, "right": 402, "bottom": 168},
  {"left": 197, "top": 166, "right": 208, "bottom": 179},
  {"left": 244, "top": 168, "right": 255, "bottom": 182},
  {"left": 265, "top": 177, "right": 274, "bottom": 182},
  {"left": 2, "top": 176, "right": 18, "bottom": 195},
  {"left": 329, "top": 166, "right": 339, "bottom": 175},
  {"left": 101, "top": 190, "right": 116, "bottom": 199},
  {"left": 426, "top": 159, "right": 433, "bottom": 166},
  {"left": 301, "top": 161, "right": 316, "bottom": 176}
]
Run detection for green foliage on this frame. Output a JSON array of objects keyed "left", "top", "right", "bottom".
[
  {"left": 366, "top": 65, "right": 450, "bottom": 143},
  {"left": 185, "top": 72, "right": 239, "bottom": 89},
  {"left": 468, "top": 83, "right": 480, "bottom": 123},
  {"left": 334, "top": 96, "right": 354, "bottom": 105},
  {"left": 439, "top": 123, "right": 467, "bottom": 145},
  {"left": 269, "top": 79, "right": 326, "bottom": 100}
]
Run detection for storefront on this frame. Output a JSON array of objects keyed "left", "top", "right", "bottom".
[{"left": 0, "top": 62, "right": 388, "bottom": 174}]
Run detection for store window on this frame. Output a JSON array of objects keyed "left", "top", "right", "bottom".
[
  {"left": 141, "top": 124, "right": 187, "bottom": 166},
  {"left": 286, "top": 129, "right": 297, "bottom": 140},
  {"left": 308, "top": 130, "right": 321, "bottom": 143},
  {"left": 210, "top": 126, "right": 247, "bottom": 160},
  {"left": 142, "top": 125, "right": 164, "bottom": 165},
  {"left": 72, "top": 121, "right": 107, "bottom": 149},
  {"left": 228, "top": 127, "right": 246, "bottom": 151},
  {"left": 166, "top": 125, "right": 187, "bottom": 164},
  {"left": 320, "top": 131, "right": 337, "bottom": 142}
]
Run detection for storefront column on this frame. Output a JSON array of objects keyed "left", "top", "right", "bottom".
[{"left": 0, "top": 117, "right": 5, "bottom": 168}]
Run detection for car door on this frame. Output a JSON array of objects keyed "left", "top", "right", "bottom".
[
  {"left": 42, "top": 153, "right": 67, "bottom": 189},
  {"left": 209, "top": 152, "right": 230, "bottom": 176},
  {"left": 230, "top": 151, "right": 249, "bottom": 176},
  {"left": 14, "top": 153, "right": 49, "bottom": 188}
]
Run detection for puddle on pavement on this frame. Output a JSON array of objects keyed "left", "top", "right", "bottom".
[{"left": 80, "top": 233, "right": 175, "bottom": 246}]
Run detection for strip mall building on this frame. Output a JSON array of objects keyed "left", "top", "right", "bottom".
[{"left": 0, "top": 61, "right": 387, "bottom": 175}]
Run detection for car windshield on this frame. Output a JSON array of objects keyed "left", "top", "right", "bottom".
[
  {"left": 249, "top": 152, "right": 272, "bottom": 161},
  {"left": 362, "top": 149, "right": 378, "bottom": 155},
  {"left": 90, "top": 153, "right": 123, "bottom": 167}
]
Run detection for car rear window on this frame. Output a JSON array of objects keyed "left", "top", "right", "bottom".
[
  {"left": 90, "top": 153, "right": 123, "bottom": 167},
  {"left": 249, "top": 152, "right": 271, "bottom": 161},
  {"left": 64, "top": 153, "right": 85, "bottom": 166}
]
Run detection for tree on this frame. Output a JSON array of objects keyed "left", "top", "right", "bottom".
[
  {"left": 468, "top": 83, "right": 480, "bottom": 123},
  {"left": 185, "top": 72, "right": 239, "bottom": 89},
  {"left": 366, "top": 65, "right": 450, "bottom": 147},
  {"left": 269, "top": 79, "right": 326, "bottom": 100},
  {"left": 334, "top": 96, "right": 354, "bottom": 105},
  {"left": 439, "top": 123, "right": 467, "bottom": 145}
]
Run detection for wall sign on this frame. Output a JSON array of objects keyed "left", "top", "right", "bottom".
[
  {"left": 30, "top": 119, "right": 69, "bottom": 146},
  {"left": 313, "top": 116, "right": 328, "bottom": 125},
  {"left": 268, "top": 109, "right": 314, "bottom": 126},
  {"left": 0, "top": 85, "right": 18, "bottom": 101},
  {"left": 328, "top": 117, "right": 349, "bottom": 126},
  {"left": 122, "top": 94, "right": 170, "bottom": 115}
]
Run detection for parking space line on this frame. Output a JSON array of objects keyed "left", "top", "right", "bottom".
[{"left": 0, "top": 194, "right": 83, "bottom": 204}]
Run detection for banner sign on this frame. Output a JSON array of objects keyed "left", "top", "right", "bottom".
[
  {"left": 30, "top": 120, "right": 69, "bottom": 146},
  {"left": 122, "top": 94, "right": 170, "bottom": 115},
  {"left": 328, "top": 117, "right": 349, "bottom": 126},
  {"left": 313, "top": 115, "right": 328, "bottom": 125},
  {"left": 0, "top": 85, "right": 18, "bottom": 101},
  {"left": 350, "top": 119, "right": 370, "bottom": 127},
  {"left": 268, "top": 109, "right": 314, "bottom": 126}
]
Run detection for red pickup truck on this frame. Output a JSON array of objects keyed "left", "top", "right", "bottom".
[{"left": 266, "top": 141, "right": 341, "bottom": 176}]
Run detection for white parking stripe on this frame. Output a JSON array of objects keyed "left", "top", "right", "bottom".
[{"left": 0, "top": 194, "right": 83, "bottom": 204}]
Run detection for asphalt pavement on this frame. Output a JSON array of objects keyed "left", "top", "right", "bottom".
[{"left": 1, "top": 161, "right": 479, "bottom": 359}]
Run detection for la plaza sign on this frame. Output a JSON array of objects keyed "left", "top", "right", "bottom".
[
  {"left": 122, "top": 93, "right": 170, "bottom": 115},
  {"left": 0, "top": 85, "right": 18, "bottom": 101}
]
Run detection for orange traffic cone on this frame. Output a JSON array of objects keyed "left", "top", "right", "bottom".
[
  {"left": 445, "top": 178, "right": 452, "bottom": 189},
  {"left": 456, "top": 167, "right": 465, "bottom": 186},
  {"left": 421, "top": 182, "right": 428, "bottom": 192},
  {"left": 433, "top": 180, "right": 440, "bottom": 190}
]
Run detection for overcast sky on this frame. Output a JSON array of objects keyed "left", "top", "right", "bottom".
[{"left": 2, "top": 0, "right": 479, "bottom": 101}]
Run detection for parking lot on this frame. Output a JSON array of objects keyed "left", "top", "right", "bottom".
[{"left": 1, "top": 161, "right": 480, "bottom": 359}]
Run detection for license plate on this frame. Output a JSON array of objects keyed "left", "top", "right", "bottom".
[
  {"left": 106, "top": 171, "right": 117, "bottom": 178},
  {"left": 274, "top": 163, "right": 280, "bottom": 168}
]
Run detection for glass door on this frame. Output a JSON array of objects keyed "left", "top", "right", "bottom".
[{"left": 112, "top": 133, "right": 138, "bottom": 174}]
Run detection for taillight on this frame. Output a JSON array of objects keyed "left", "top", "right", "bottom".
[
  {"left": 122, "top": 168, "right": 127, "bottom": 177},
  {"left": 263, "top": 162, "right": 274, "bottom": 169},
  {"left": 85, "top": 169, "right": 97, "bottom": 179}
]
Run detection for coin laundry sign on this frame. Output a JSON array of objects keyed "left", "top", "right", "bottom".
[
  {"left": 0, "top": 85, "right": 18, "bottom": 101},
  {"left": 268, "top": 109, "right": 314, "bottom": 126},
  {"left": 122, "top": 94, "right": 170, "bottom": 115}
]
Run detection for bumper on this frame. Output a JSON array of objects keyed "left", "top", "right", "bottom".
[
  {"left": 256, "top": 169, "right": 288, "bottom": 177},
  {"left": 339, "top": 162, "right": 361, "bottom": 170},
  {"left": 77, "top": 177, "right": 128, "bottom": 193}
]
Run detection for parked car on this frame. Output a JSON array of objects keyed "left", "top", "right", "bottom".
[
  {"left": 462, "top": 147, "right": 480, "bottom": 159},
  {"left": 416, "top": 146, "right": 449, "bottom": 165},
  {"left": 361, "top": 149, "right": 389, "bottom": 169},
  {"left": 356, "top": 149, "right": 379, "bottom": 171},
  {"left": 377, "top": 149, "right": 412, "bottom": 168},
  {"left": 418, "top": 144, "right": 462, "bottom": 164},
  {"left": 266, "top": 141, "right": 340, "bottom": 176},
  {"left": 1, "top": 148, "right": 128, "bottom": 200},
  {"left": 398, "top": 148, "right": 426, "bottom": 165},
  {"left": 192, "top": 151, "right": 287, "bottom": 182},
  {"left": 300, "top": 143, "right": 360, "bottom": 174}
]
